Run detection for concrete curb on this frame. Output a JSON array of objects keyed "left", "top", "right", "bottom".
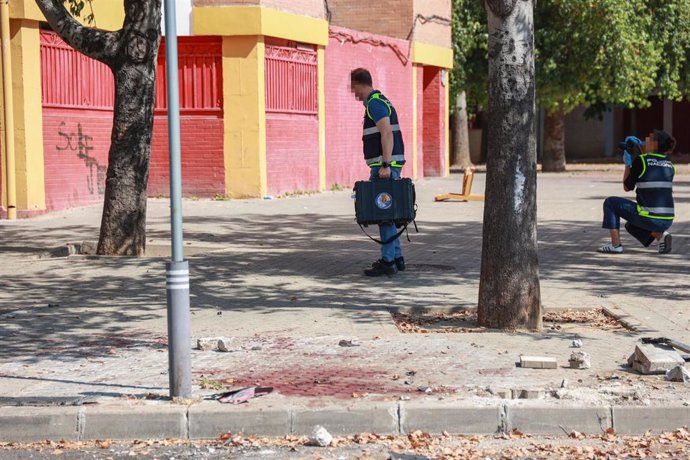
[{"left": 1, "top": 402, "right": 688, "bottom": 442}]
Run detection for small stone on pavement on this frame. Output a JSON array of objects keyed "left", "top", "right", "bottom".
[
  {"left": 310, "top": 426, "right": 333, "bottom": 447},
  {"left": 665, "top": 365, "right": 690, "bottom": 383}
]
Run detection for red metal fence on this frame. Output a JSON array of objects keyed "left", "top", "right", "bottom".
[
  {"left": 156, "top": 37, "right": 223, "bottom": 113},
  {"left": 265, "top": 44, "right": 318, "bottom": 114},
  {"left": 40, "top": 31, "right": 114, "bottom": 110},
  {"left": 41, "top": 32, "right": 223, "bottom": 113}
]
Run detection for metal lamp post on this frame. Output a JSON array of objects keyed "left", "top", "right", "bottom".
[{"left": 163, "top": 0, "right": 192, "bottom": 398}]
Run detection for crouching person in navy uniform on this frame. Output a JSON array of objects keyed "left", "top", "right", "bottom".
[
  {"left": 599, "top": 130, "right": 676, "bottom": 254},
  {"left": 350, "top": 68, "right": 406, "bottom": 276}
]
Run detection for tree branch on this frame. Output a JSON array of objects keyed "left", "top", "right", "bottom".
[
  {"left": 35, "top": 0, "right": 120, "bottom": 66},
  {"left": 485, "top": 0, "right": 518, "bottom": 18}
]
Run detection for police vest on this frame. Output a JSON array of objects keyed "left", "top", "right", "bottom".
[
  {"left": 362, "top": 91, "right": 405, "bottom": 167},
  {"left": 636, "top": 153, "right": 675, "bottom": 220}
]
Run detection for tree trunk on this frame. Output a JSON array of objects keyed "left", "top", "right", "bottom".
[
  {"left": 478, "top": 0, "right": 542, "bottom": 330},
  {"left": 451, "top": 91, "right": 473, "bottom": 169},
  {"left": 36, "top": 0, "right": 161, "bottom": 256},
  {"left": 541, "top": 109, "right": 567, "bottom": 172}
]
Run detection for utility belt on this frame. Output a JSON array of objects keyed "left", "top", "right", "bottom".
[
  {"left": 365, "top": 155, "right": 405, "bottom": 167},
  {"left": 354, "top": 177, "right": 418, "bottom": 245}
]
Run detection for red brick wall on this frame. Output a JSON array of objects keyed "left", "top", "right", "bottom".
[
  {"left": 43, "top": 108, "right": 113, "bottom": 211},
  {"left": 327, "top": 0, "right": 413, "bottom": 41},
  {"left": 266, "top": 113, "right": 320, "bottom": 195},
  {"left": 422, "top": 66, "right": 446, "bottom": 176},
  {"left": 40, "top": 33, "right": 225, "bottom": 212},
  {"left": 412, "top": 0, "right": 452, "bottom": 48},
  {"left": 416, "top": 65, "right": 425, "bottom": 179},
  {"left": 325, "top": 26, "right": 414, "bottom": 188},
  {"left": 150, "top": 115, "right": 225, "bottom": 197}
]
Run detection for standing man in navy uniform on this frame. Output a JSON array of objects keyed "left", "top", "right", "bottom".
[
  {"left": 599, "top": 130, "right": 676, "bottom": 254},
  {"left": 350, "top": 68, "right": 406, "bottom": 276}
]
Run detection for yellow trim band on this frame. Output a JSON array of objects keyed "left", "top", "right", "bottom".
[
  {"left": 193, "top": 6, "right": 329, "bottom": 46},
  {"left": 412, "top": 42, "right": 453, "bottom": 69}
]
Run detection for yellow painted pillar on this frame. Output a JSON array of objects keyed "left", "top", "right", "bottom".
[
  {"left": 411, "top": 64, "right": 418, "bottom": 181},
  {"left": 10, "top": 19, "right": 45, "bottom": 212},
  {"left": 317, "top": 46, "right": 326, "bottom": 191},
  {"left": 222, "top": 35, "right": 267, "bottom": 198}
]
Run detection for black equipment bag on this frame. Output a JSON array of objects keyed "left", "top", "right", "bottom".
[{"left": 354, "top": 178, "right": 417, "bottom": 245}]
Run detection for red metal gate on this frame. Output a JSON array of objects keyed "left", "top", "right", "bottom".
[{"left": 265, "top": 44, "right": 318, "bottom": 114}]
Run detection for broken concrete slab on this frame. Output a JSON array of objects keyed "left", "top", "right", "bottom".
[
  {"left": 196, "top": 337, "right": 222, "bottom": 351},
  {"left": 519, "top": 356, "right": 558, "bottom": 369},
  {"left": 628, "top": 344, "right": 685, "bottom": 375},
  {"left": 217, "top": 337, "right": 243, "bottom": 352},
  {"left": 512, "top": 389, "right": 544, "bottom": 400},
  {"left": 665, "top": 365, "right": 690, "bottom": 383},
  {"left": 569, "top": 351, "right": 591, "bottom": 370},
  {"left": 488, "top": 387, "right": 511, "bottom": 399}
]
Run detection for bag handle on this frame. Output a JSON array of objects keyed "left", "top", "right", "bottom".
[{"left": 358, "top": 221, "right": 417, "bottom": 245}]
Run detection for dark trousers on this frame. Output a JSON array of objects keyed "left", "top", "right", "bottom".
[{"left": 602, "top": 197, "right": 672, "bottom": 247}]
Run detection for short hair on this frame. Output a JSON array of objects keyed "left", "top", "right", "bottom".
[
  {"left": 654, "top": 130, "right": 677, "bottom": 153},
  {"left": 350, "top": 68, "right": 372, "bottom": 86}
]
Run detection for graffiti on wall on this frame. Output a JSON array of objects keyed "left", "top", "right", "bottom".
[{"left": 56, "top": 122, "right": 107, "bottom": 195}]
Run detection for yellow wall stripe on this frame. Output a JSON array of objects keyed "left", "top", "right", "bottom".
[
  {"left": 193, "top": 6, "right": 328, "bottom": 46},
  {"left": 412, "top": 41, "right": 454, "bottom": 69}
]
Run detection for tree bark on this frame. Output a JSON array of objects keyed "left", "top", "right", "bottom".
[
  {"left": 36, "top": 0, "right": 161, "bottom": 256},
  {"left": 451, "top": 91, "right": 473, "bottom": 169},
  {"left": 541, "top": 109, "right": 567, "bottom": 172},
  {"left": 478, "top": 0, "right": 542, "bottom": 330}
]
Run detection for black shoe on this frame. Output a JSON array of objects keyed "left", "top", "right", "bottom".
[
  {"left": 364, "top": 259, "right": 398, "bottom": 277},
  {"left": 395, "top": 257, "right": 406, "bottom": 271}
]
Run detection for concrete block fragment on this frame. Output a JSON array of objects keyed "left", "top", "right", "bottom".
[
  {"left": 488, "top": 387, "right": 511, "bottom": 399},
  {"left": 628, "top": 344, "right": 684, "bottom": 374},
  {"left": 520, "top": 356, "right": 558, "bottom": 369},
  {"left": 569, "top": 351, "right": 591, "bottom": 369},
  {"left": 80, "top": 241, "right": 98, "bottom": 255},
  {"left": 512, "top": 389, "right": 544, "bottom": 400},
  {"left": 197, "top": 337, "right": 221, "bottom": 351},
  {"left": 217, "top": 337, "right": 243, "bottom": 352},
  {"left": 665, "top": 365, "right": 690, "bottom": 383}
]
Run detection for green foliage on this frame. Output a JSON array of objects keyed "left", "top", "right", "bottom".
[
  {"left": 646, "top": 0, "right": 690, "bottom": 100},
  {"left": 452, "top": 0, "right": 690, "bottom": 115},
  {"left": 536, "top": 0, "right": 660, "bottom": 114},
  {"left": 450, "top": 0, "right": 488, "bottom": 113}
]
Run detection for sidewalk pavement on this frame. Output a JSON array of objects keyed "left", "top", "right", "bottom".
[{"left": 0, "top": 170, "right": 689, "bottom": 441}]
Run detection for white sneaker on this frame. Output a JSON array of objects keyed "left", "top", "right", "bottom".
[
  {"left": 598, "top": 243, "right": 623, "bottom": 254},
  {"left": 658, "top": 232, "right": 672, "bottom": 254}
]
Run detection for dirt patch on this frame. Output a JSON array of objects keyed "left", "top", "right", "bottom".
[{"left": 392, "top": 308, "right": 627, "bottom": 334}]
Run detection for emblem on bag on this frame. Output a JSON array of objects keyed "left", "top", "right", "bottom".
[{"left": 375, "top": 192, "right": 393, "bottom": 210}]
